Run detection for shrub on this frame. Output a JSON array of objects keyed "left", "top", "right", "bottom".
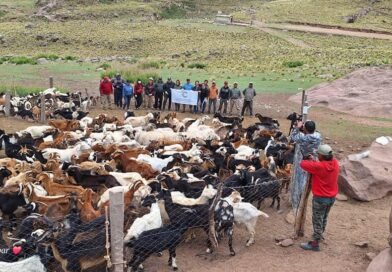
[
  {"left": 160, "top": 4, "right": 186, "bottom": 19},
  {"left": 283, "top": 61, "right": 304, "bottom": 68},
  {"left": 188, "top": 63, "right": 207, "bottom": 69},
  {"left": 64, "top": 55, "right": 77, "bottom": 61},
  {"left": 35, "top": 54, "right": 60, "bottom": 61},
  {"left": 98, "top": 63, "right": 111, "bottom": 70},
  {"left": 139, "top": 61, "right": 160, "bottom": 69},
  {"left": 9, "top": 56, "right": 37, "bottom": 65}
]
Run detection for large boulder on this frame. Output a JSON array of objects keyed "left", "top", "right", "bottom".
[
  {"left": 367, "top": 249, "right": 392, "bottom": 272},
  {"left": 339, "top": 136, "right": 392, "bottom": 201}
]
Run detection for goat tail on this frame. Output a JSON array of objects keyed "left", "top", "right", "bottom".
[{"left": 258, "top": 210, "right": 269, "bottom": 218}]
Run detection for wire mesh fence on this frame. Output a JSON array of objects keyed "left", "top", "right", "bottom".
[{"left": 0, "top": 174, "right": 295, "bottom": 272}]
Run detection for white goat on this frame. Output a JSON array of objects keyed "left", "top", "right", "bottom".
[
  {"left": 42, "top": 142, "right": 90, "bottom": 163},
  {"left": 98, "top": 184, "right": 151, "bottom": 207},
  {"left": 20, "top": 126, "right": 53, "bottom": 139},
  {"left": 125, "top": 113, "right": 154, "bottom": 127},
  {"left": 108, "top": 172, "right": 146, "bottom": 186},
  {"left": 171, "top": 185, "right": 217, "bottom": 206},
  {"left": 135, "top": 130, "right": 185, "bottom": 146},
  {"left": 224, "top": 191, "right": 269, "bottom": 246},
  {"left": 124, "top": 198, "right": 162, "bottom": 242},
  {"left": 162, "top": 143, "right": 200, "bottom": 157},
  {"left": 0, "top": 255, "right": 46, "bottom": 271},
  {"left": 137, "top": 154, "right": 174, "bottom": 173}
]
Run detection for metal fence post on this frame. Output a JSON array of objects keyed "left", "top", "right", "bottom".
[
  {"left": 109, "top": 187, "right": 124, "bottom": 272},
  {"left": 4, "top": 93, "right": 10, "bottom": 117}
]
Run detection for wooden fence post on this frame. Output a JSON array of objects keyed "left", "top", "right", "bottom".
[
  {"left": 4, "top": 93, "right": 10, "bottom": 117},
  {"left": 300, "top": 89, "right": 305, "bottom": 115},
  {"left": 294, "top": 92, "right": 312, "bottom": 239},
  {"left": 208, "top": 183, "right": 223, "bottom": 252},
  {"left": 40, "top": 95, "right": 46, "bottom": 123},
  {"left": 389, "top": 205, "right": 392, "bottom": 248},
  {"left": 49, "top": 77, "right": 54, "bottom": 88},
  {"left": 109, "top": 187, "right": 124, "bottom": 272}
]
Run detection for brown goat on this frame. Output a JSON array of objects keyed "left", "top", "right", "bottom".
[
  {"left": 112, "top": 154, "right": 158, "bottom": 179},
  {"left": 48, "top": 120, "right": 80, "bottom": 131},
  {"left": 37, "top": 173, "right": 85, "bottom": 196},
  {"left": 80, "top": 189, "right": 101, "bottom": 223}
]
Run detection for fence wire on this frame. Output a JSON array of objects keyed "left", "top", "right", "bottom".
[{"left": 0, "top": 176, "right": 295, "bottom": 272}]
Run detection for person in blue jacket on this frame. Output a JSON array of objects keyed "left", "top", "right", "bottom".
[
  {"left": 182, "top": 78, "right": 194, "bottom": 113},
  {"left": 122, "top": 80, "right": 134, "bottom": 110}
]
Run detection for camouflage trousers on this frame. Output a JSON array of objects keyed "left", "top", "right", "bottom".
[{"left": 312, "top": 196, "right": 335, "bottom": 241}]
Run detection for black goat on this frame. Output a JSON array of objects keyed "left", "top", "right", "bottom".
[
  {"left": 0, "top": 185, "right": 28, "bottom": 232},
  {"left": 160, "top": 189, "right": 235, "bottom": 257},
  {"left": 227, "top": 156, "right": 261, "bottom": 172},
  {"left": 213, "top": 112, "right": 243, "bottom": 124},
  {"left": 238, "top": 169, "right": 281, "bottom": 210},
  {"left": 0, "top": 167, "right": 12, "bottom": 187},
  {"left": 66, "top": 166, "right": 121, "bottom": 191},
  {"left": 14, "top": 106, "right": 34, "bottom": 120},
  {"left": 0, "top": 134, "right": 47, "bottom": 164}
]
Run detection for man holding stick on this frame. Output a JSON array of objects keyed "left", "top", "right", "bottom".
[{"left": 299, "top": 144, "right": 339, "bottom": 251}]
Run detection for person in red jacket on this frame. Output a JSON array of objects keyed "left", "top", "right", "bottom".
[
  {"left": 100, "top": 76, "right": 113, "bottom": 110},
  {"left": 299, "top": 144, "right": 339, "bottom": 251},
  {"left": 134, "top": 80, "right": 144, "bottom": 110}
]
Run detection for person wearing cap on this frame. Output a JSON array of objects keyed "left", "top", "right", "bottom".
[
  {"left": 154, "top": 78, "right": 164, "bottom": 110},
  {"left": 163, "top": 78, "right": 175, "bottom": 111},
  {"left": 182, "top": 78, "right": 194, "bottom": 113},
  {"left": 122, "top": 79, "right": 134, "bottom": 111},
  {"left": 134, "top": 80, "right": 144, "bottom": 109},
  {"left": 299, "top": 144, "right": 339, "bottom": 251},
  {"left": 208, "top": 81, "right": 219, "bottom": 114},
  {"left": 229, "top": 82, "right": 242, "bottom": 116},
  {"left": 199, "top": 80, "right": 209, "bottom": 114},
  {"left": 112, "top": 73, "right": 124, "bottom": 108},
  {"left": 290, "top": 120, "right": 322, "bottom": 212},
  {"left": 99, "top": 76, "right": 113, "bottom": 110},
  {"left": 241, "top": 82, "right": 256, "bottom": 116},
  {"left": 218, "top": 81, "right": 230, "bottom": 114},
  {"left": 144, "top": 77, "right": 155, "bottom": 109}
]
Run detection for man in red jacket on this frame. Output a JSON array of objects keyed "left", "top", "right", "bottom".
[
  {"left": 300, "top": 144, "right": 339, "bottom": 251},
  {"left": 100, "top": 76, "right": 113, "bottom": 110}
]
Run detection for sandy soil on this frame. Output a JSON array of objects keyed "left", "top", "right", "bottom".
[{"left": 0, "top": 95, "right": 391, "bottom": 272}]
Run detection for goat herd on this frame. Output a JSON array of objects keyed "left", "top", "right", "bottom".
[{"left": 0, "top": 90, "right": 299, "bottom": 272}]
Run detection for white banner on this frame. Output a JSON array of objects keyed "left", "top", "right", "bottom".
[{"left": 171, "top": 89, "right": 198, "bottom": 105}]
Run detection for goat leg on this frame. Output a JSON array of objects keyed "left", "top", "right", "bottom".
[
  {"left": 276, "top": 196, "right": 281, "bottom": 210},
  {"left": 228, "top": 227, "right": 235, "bottom": 256},
  {"left": 168, "top": 247, "right": 178, "bottom": 271}
]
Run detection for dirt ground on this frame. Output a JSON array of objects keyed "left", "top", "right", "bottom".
[{"left": 0, "top": 94, "right": 391, "bottom": 272}]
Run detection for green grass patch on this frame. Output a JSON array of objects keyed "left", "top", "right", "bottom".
[
  {"left": 64, "top": 56, "right": 78, "bottom": 61},
  {"left": 0, "top": 86, "right": 51, "bottom": 96},
  {"left": 35, "top": 54, "right": 60, "bottom": 61},
  {"left": 160, "top": 67, "right": 322, "bottom": 93},
  {"left": 102, "top": 68, "right": 159, "bottom": 84},
  {"left": 9, "top": 56, "right": 37, "bottom": 65},
  {"left": 98, "top": 63, "right": 111, "bottom": 70},
  {"left": 283, "top": 61, "right": 304, "bottom": 68},
  {"left": 161, "top": 4, "right": 187, "bottom": 19},
  {"left": 188, "top": 63, "right": 207, "bottom": 69},
  {"left": 139, "top": 61, "right": 161, "bottom": 69}
]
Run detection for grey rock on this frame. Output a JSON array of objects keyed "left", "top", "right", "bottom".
[
  {"left": 285, "top": 212, "right": 295, "bottom": 225},
  {"left": 280, "top": 239, "right": 294, "bottom": 247},
  {"left": 355, "top": 241, "right": 369, "bottom": 248},
  {"left": 36, "top": 35, "right": 45, "bottom": 40},
  {"left": 365, "top": 252, "right": 377, "bottom": 261},
  {"left": 336, "top": 193, "right": 348, "bottom": 201},
  {"left": 25, "top": 23, "right": 34, "bottom": 29},
  {"left": 171, "top": 54, "right": 181, "bottom": 59},
  {"left": 36, "top": 58, "right": 49, "bottom": 64}
]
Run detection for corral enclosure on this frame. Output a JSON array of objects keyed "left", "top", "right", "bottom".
[{"left": 0, "top": 0, "right": 392, "bottom": 272}]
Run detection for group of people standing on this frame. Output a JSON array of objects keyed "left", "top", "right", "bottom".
[{"left": 99, "top": 73, "right": 257, "bottom": 116}]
